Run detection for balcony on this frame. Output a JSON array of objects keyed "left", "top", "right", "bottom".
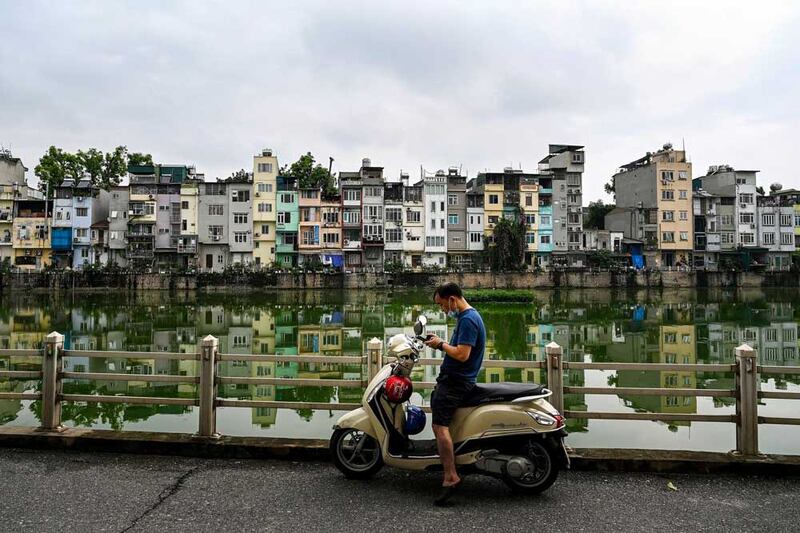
[
  {"left": 127, "top": 248, "right": 155, "bottom": 259},
  {"left": 276, "top": 242, "right": 298, "bottom": 254},
  {"left": 343, "top": 239, "right": 361, "bottom": 250}
]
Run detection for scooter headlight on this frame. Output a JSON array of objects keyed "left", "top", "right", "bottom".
[{"left": 526, "top": 411, "right": 556, "bottom": 426}]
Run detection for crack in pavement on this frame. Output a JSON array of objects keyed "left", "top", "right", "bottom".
[{"left": 119, "top": 465, "right": 202, "bottom": 533}]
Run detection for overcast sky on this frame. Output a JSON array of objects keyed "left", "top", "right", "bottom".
[{"left": 2, "top": 1, "right": 798, "bottom": 200}]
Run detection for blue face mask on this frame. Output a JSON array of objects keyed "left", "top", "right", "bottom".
[{"left": 447, "top": 300, "right": 458, "bottom": 320}]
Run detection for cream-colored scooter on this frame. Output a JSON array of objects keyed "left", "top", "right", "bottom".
[{"left": 331, "top": 316, "right": 569, "bottom": 494}]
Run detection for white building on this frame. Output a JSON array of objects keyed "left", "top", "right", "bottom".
[
  {"left": 423, "top": 170, "right": 447, "bottom": 266},
  {"left": 402, "top": 176, "right": 425, "bottom": 269}
]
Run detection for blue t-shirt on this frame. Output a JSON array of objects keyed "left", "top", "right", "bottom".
[{"left": 440, "top": 307, "right": 486, "bottom": 383}]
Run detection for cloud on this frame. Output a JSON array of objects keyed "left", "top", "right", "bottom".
[{"left": 0, "top": 0, "right": 798, "bottom": 200}]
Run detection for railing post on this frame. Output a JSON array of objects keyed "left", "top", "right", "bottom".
[
  {"left": 734, "top": 343, "right": 759, "bottom": 456},
  {"left": 40, "top": 331, "right": 65, "bottom": 432},
  {"left": 197, "top": 334, "right": 220, "bottom": 438},
  {"left": 367, "top": 337, "right": 383, "bottom": 381},
  {"left": 545, "top": 341, "right": 564, "bottom": 415}
]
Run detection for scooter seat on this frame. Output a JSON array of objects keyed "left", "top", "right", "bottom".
[{"left": 460, "top": 382, "right": 546, "bottom": 407}]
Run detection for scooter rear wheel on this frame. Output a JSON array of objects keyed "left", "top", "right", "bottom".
[
  {"left": 331, "top": 428, "right": 384, "bottom": 479},
  {"left": 503, "top": 440, "right": 559, "bottom": 494}
]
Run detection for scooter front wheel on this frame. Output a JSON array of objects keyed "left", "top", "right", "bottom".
[{"left": 330, "top": 428, "right": 384, "bottom": 479}]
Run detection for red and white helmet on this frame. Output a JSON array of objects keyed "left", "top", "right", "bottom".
[{"left": 385, "top": 375, "right": 413, "bottom": 403}]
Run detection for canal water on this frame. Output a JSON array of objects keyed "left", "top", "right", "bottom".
[{"left": 1, "top": 288, "right": 798, "bottom": 455}]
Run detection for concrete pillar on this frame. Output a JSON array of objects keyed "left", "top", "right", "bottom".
[
  {"left": 39, "top": 331, "right": 65, "bottom": 432},
  {"left": 367, "top": 337, "right": 383, "bottom": 381},
  {"left": 545, "top": 341, "right": 564, "bottom": 414},
  {"left": 734, "top": 343, "right": 759, "bottom": 456},
  {"left": 197, "top": 334, "right": 220, "bottom": 438}
]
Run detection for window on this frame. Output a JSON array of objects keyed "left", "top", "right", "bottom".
[
  {"left": 159, "top": 204, "right": 169, "bottom": 211},
  {"left": 662, "top": 211, "right": 674, "bottom": 222},
  {"left": 795, "top": 215, "right": 800, "bottom": 227},
  {"left": 323, "top": 232, "right": 340, "bottom": 245},
  {"left": 208, "top": 225, "right": 223, "bottom": 237},
  {"left": 540, "top": 235, "right": 551, "bottom": 244},
  {"left": 277, "top": 212, "right": 291, "bottom": 224},
  {"left": 664, "top": 332, "right": 677, "bottom": 344},
  {"left": 406, "top": 210, "right": 421, "bottom": 223},
  {"left": 781, "top": 233, "right": 793, "bottom": 245},
  {"left": 440, "top": 201, "right": 445, "bottom": 212},
  {"left": 257, "top": 163, "right": 273, "bottom": 173},
  {"left": 232, "top": 190, "right": 250, "bottom": 202},
  {"left": 780, "top": 214, "right": 792, "bottom": 227},
  {"left": 363, "top": 205, "right": 382, "bottom": 220},
  {"left": 526, "top": 232, "right": 535, "bottom": 244},
  {"left": 740, "top": 232, "right": 754, "bottom": 245},
  {"left": 662, "top": 232, "right": 675, "bottom": 243},
  {"left": 526, "top": 214, "right": 535, "bottom": 225},
  {"left": 720, "top": 215, "right": 733, "bottom": 226},
  {"left": 739, "top": 193, "right": 753, "bottom": 204},
  {"left": 525, "top": 195, "right": 532, "bottom": 207},
  {"left": 364, "top": 186, "right": 382, "bottom": 198},
  {"left": 679, "top": 190, "right": 687, "bottom": 199},
  {"left": 208, "top": 205, "right": 224, "bottom": 216},
  {"left": 279, "top": 193, "right": 294, "bottom": 204},
  {"left": 448, "top": 194, "right": 458, "bottom": 206},
  {"left": 488, "top": 194, "right": 499, "bottom": 205},
  {"left": 568, "top": 213, "right": 580, "bottom": 225},
  {"left": 682, "top": 334, "right": 692, "bottom": 344},
  {"left": 470, "top": 232, "right": 482, "bottom": 243},
  {"left": 300, "top": 190, "right": 319, "bottom": 199},
  {"left": 661, "top": 190, "right": 674, "bottom": 201},
  {"left": 385, "top": 228, "right": 402, "bottom": 243},
  {"left": 679, "top": 211, "right": 688, "bottom": 221},
  {"left": 257, "top": 203, "right": 272, "bottom": 213},
  {"left": 322, "top": 210, "right": 339, "bottom": 224},
  {"left": 679, "top": 232, "right": 688, "bottom": 241},
  {"left": 158, "top": 228, "right": 169, "bottom": 235},
  {"left": 76, "top": 207, "right": 88, "bottom": 217},
  {"left": 260, "top": 224, "right": 269, "bottom": 235},
  {"left": 301, "top": 228, "right": 318, "bottom": 245},
  {"left": 257, "top": 183, "right": 273, "bottom": 192},
  {"left": 342, "top": 210, "right": 360, "bottom": 224},
  {"left": 343, "top": 189, "right": 361, "bottom": 202},
  {"left": 762, "top": 214, "right": 775, "bottom": 226},
  {"left": 488, "top": 216, "right": 498, "bottom": 224},
  {"left": 430, "top": 201, "right": 436, "bottom": 213},
  {"left": 540, "top": 215, "right": 551, "bottom": 226},
  {"left": 76, "top": 228, "right": 88, "bottom": 238},
  {"left": 448, "top": 214, "right": 458, "bottom": 225},
  {"left": 763, "top": 233, "right": 775, "bottom": 245},
  {"left": 233, "top": 213, "right": 248, "bottom": 224},
  {"left": 721, "top": 233, "right": 734, "bottom": 244},
  {"left": 678, "top": 170, "right": 688, "bottom": 180},
  {"left": 740, "top": 213, "right": 754, "bottom": 224},
  {"left": 385, "top": 208, "right": 402, "bottom": 224},
  {"left": 661, "top": 171, "right": 674, "bottom": 181},
  {"left": 440, "top": 219, "right": 445, "bottom": 229}
]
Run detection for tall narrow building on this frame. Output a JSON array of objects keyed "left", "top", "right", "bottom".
[
  {"left": 607, "top": 144, "right": 692, "bottom": 268},
  {"left": 423, "top": 170, "right": 447, "bottom": 266},
  {"left": 252, "top": 148, "right": 278, "bottom": 268}
]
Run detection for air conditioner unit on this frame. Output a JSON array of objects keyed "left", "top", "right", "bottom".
[
  {"left": 750, "top": 224, "right": 756, "bottom": 229},
  {"left": 255, "top": 192, "right": 261, "bottom": 197},
  {"left": 254, "top": 233, "right": 260, "bottom": 238},
  {"left": 740, "top": 204, "right": 747, "bottom": 209},
  {"left": 344, "top": 239, "right": 350, "bottom": 245},
  {"left": 148, "top": 194, "right": 154, "bottom": 200},
  {"left": 128, "top": 210, "right": 135, "bottom": 216},
  {"left": 73, "top": 237, "right": 80, "bottom": 243},
  {"left": 212, "top": 235, "right": 221, "bottom": 241}
]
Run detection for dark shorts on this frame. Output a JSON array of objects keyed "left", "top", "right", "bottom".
[{"left": 431, "top": 374, "right": 475, "bottom": 427}]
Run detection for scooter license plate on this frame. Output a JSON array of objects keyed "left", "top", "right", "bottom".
[{"left": 560, "top": 438, "right": 571, "bottom": 469}]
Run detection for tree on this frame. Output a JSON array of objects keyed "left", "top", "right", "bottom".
[
  {"left": 285, "top": 152, "right": 335, "bottom": 192},
  {"left": 127, "top": 152, "right": 154, "bottom": 166},
  {"left": 756, "top": 186, "right": 765, "bottom": 196},
  {"left": 604, "top": 178, "right": 615, "bottom": 198},
  {"left": 78, "top": 145, "right": 128, "bottom": 190},
  {"left": 35, "top": 146, "right": 71, "bottom": 197},
  {"left": 584, "top": 200, "right": 615, "bottom": 230},
  {"left": 487, "top": 210, "right": 526, "bottom": 272}
]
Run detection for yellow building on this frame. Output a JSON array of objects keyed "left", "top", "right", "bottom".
[
  {"left": 252, "top": 149, "right": 279, "bottom": 267},
  {"left": 659, "top": 325, "right": 697, "bottom": 420},
  {"left": 251, "top": 310, "right": 277, "bottom": 428},
  {"left": 654, "top": 151, "right": 693, "bottom": 267},
  {"left": 12, "top": 199, "right": 52, "bottom": 270},
  {"left": 482, "top": 180, "right": 504, "bottom": 240},
  {"left": 520, "top": 177, "right": 539, "bottom": 265}
]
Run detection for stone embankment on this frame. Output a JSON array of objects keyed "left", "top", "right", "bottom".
[{"left": 0, "top": 270, "right": 798, "bottom": 291}]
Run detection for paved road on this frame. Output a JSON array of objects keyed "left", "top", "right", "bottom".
[{"left": 0, "top": 447, "right": 796, "bottom": 533}]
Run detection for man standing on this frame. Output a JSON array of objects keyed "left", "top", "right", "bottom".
[{"left": 424, "top": 282, "right": 486, "bottom": 506}]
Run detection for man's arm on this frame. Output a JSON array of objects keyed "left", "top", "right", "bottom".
[
  {"left": 439, "top": 316, "right": 479, "bottom": 362},
  {"left": 440, "top": 342, "right": 471, "bottom": 362}
]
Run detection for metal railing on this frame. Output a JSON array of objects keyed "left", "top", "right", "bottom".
[{"left": 0, "top": 333, "right": 799, "bottom": 456}]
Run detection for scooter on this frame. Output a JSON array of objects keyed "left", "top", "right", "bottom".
[{"left": 330, "top": 315, "right": 570, "bottom": 494}]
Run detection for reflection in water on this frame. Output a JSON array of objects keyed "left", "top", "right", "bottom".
[{"left": 0, "top": 288, "right": 799, "bottom": 453}]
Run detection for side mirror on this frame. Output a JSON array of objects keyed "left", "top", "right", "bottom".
[{"left": 413, "top": 315, "right": 427, "bottom": 335}]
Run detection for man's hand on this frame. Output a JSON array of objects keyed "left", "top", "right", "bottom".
[{"left": 424, "top": 334, "right": 444, "bottom": 349}]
